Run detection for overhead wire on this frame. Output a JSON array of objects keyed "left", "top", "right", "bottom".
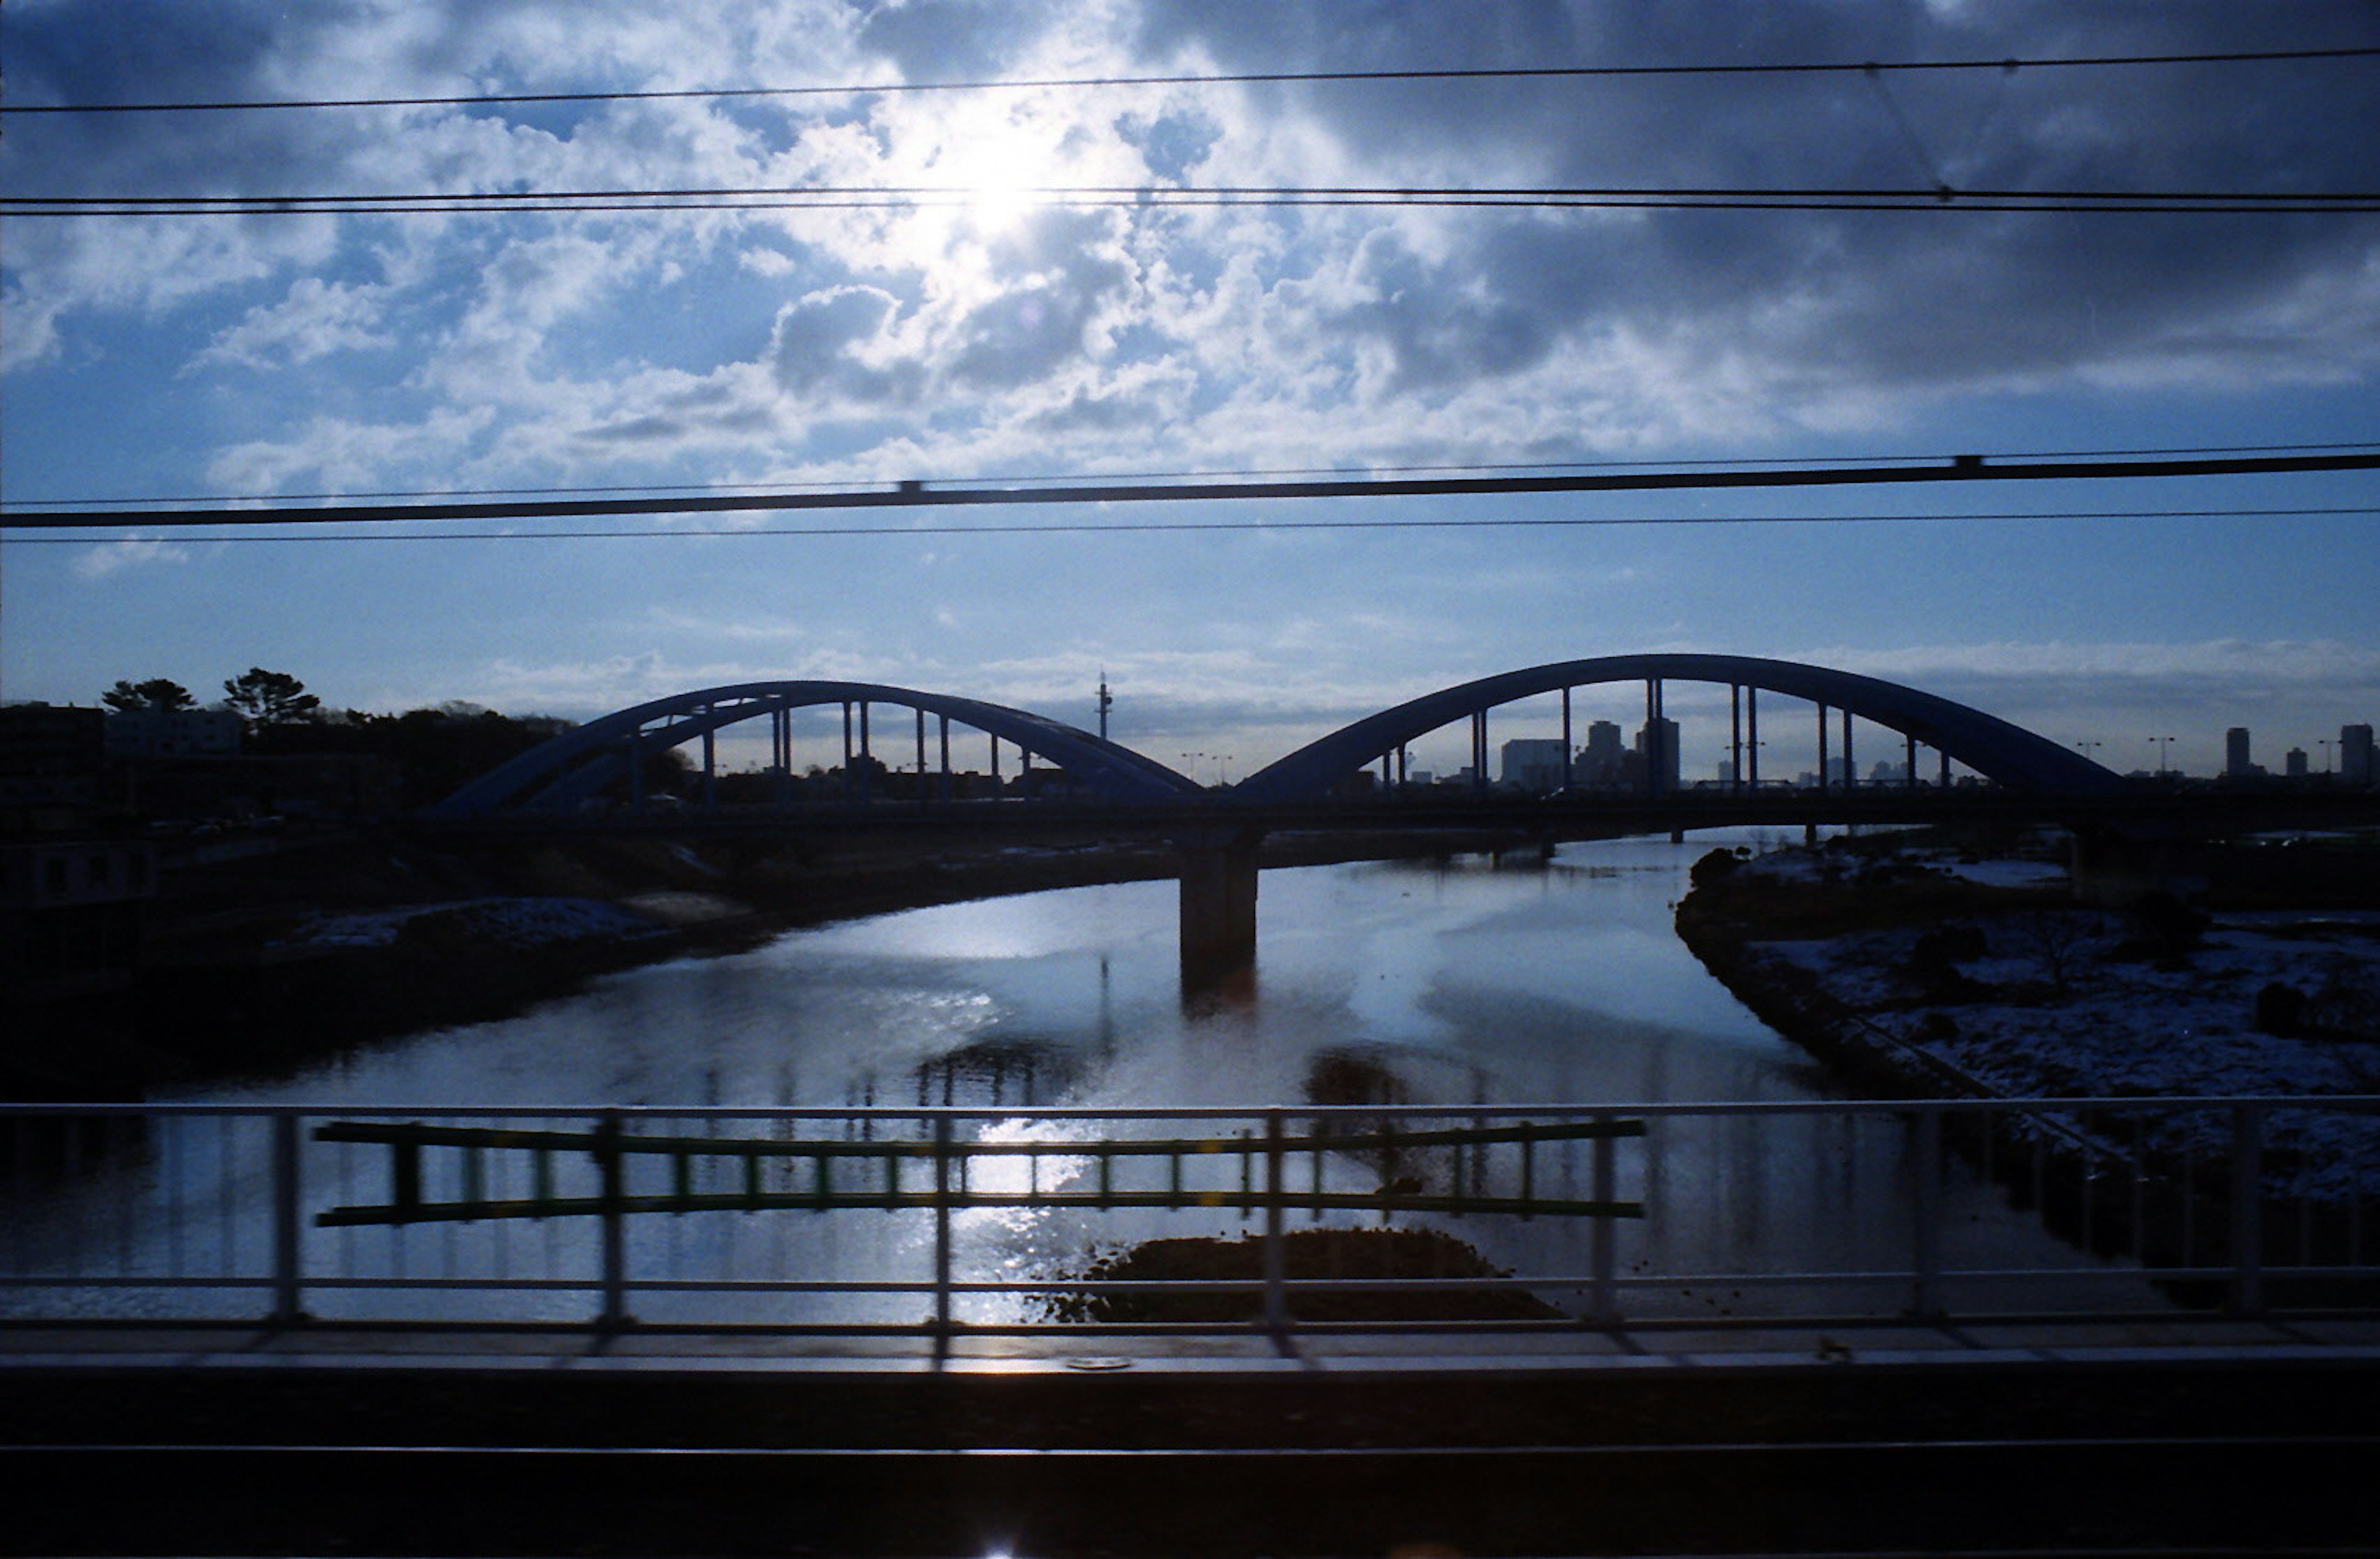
[
  {"left": 8, "top": 186, "right": 2376, "bottom": 218},
  {"left": 7, "top": 506, "right": 2377, "bottom": 547},
  {"left": 10, "top": 440, "right": 2376, "bottom": 513},
  {"left": 4, "top": 45, "right": 2373, "bottom": 116},
  {"left": 6, "top": 451, "right": 2378, "bottom": 531}
]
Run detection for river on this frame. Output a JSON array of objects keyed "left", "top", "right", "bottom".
[
  {"left": 186, "top": 834, "right": 1814, "bottom": 1116},
  {"left": 9, "top": 833, "right": 2153, "bottom": 1326}
]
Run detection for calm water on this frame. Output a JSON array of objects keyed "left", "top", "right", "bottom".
[
  {"left": 11, "top": 834, "right": 2156, "bottom": 1324},
  {"left": 188, "top": 835, "right": 1815, "bottom": 1115}
]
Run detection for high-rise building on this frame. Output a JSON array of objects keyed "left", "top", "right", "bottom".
[
  {"left": 2344, "top": 724, "right": 2376, "bottom": 787},
  {"left": 2286, "top": 748, "right": 2309, "bottom": 779},
  {"left": 1635, "top": 717, "right": 1680, "bottom": 792},
  {"left": 1499, "top": 738, "right": 1569, "bottom": 793},
  {"left": 1577, "top": 720, "right": 1626, "bottom": 785},
  {"left": 2224, "top": 727, "right": 2253, "bottom": 779}
]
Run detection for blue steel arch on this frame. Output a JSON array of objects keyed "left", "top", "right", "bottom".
[
  {"left": 1231, "top": 653, "right": 2128, "bottom": 803},
  {"left": 430, "top": 681, "right": 1201, "bottom": 816}
]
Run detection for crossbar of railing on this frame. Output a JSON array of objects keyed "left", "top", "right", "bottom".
[
  {"left": 315, "top": 1190, "right": 1642, "bottom": 1227},
  {"left": 313, "top": 1116, "right": 1645, "bottom": 1155}
]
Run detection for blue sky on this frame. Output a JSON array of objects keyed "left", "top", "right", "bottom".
[{"left": 4, "top": 0, "right": 2376, "bottom": 782}]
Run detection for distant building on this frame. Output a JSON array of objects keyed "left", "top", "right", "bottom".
[
  {"left": 105, "top": 707, "right": 243, "bottom": 760},
  {"left": 2345, "top": 724, "right": 2376, "bottom": 787},
  {"left": 1499, "top": 738, "right": 1569, "bottom": 793},
  {"left": 1577, "top": 720, "right": 1626, "bottom": 786},
  {"left": 1635, "top": 717, "right": 1679, "bottom": 792},
  {"left": 1, "top": 836, "right": 156, "bottom": 997},
  {"left": 2224, "top": 727, "right": 2254, "bottom": 779},
  {"left": 2286, "top": 748, "right": 2309, "bottom": 779},
  {"left": 0, "top": 704, "right": 106, "bottom": 808}
]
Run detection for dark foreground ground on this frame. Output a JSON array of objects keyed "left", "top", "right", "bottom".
[{"left": 6, "top": 1323, "right": 2376, "bottom": 1557}]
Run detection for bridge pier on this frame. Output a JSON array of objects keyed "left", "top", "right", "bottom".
[{"left": 1178, "top": 831, "right": 1262, "bottom": 995}]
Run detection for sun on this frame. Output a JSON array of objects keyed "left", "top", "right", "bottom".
[
  {"left": 934, "top": 121, "right": 1049, "bottom": 232},
  {"left": 896, "top": 96, "right": 1071, "bottom": 235}
]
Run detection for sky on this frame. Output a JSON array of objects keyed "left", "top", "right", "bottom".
[{"left": 3, "top": 0, "right": 2377, "bottom": 784}]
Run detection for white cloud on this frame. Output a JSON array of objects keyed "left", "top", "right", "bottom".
[
  {"left": 192, "top": 278, "right": 394, "bottom": 371},
  {"left": 71, "top": 534, "right": 192, "bottom": 581}
]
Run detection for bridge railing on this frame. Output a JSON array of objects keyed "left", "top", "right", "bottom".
[{"left": 2, "top": 1097, "right": 2373, "bottom": 1335}]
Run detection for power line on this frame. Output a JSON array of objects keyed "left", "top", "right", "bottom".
[
  {"left": 5, "top": 451, "right": 2376, "bottom": 531},
  {"left": 9, "top": 186, "right": 2375, "bottom": 218},
  {"left": 11, "top": 441, "right": 2374, "bottom": 513},
  {"left": 5, "top": 46, "right": 2372, "bottom": 117},
  {"left": 7, "top": 506, "right": 2373, "bottom": 547}
]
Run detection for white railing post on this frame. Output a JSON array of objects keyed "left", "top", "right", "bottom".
[
  {"left": 1590, "top": 1112, "right": 1620, "bottom": 1325},
  {"left": 933, "top": 1113, "right": 955, "bottom": 1338},
  {"left": 2229, "top": 1103, "right": 2265, "bottom": 1315},
  {"left": 595, "top": 1111, "right": 631, "bottom": 1330},
  {"left": 1262, "top": 1110, "right": 1289, "bottom": 1338},
  {"left": 1911, "top": 1105, "right": 1944, "bottom": 1318},
  {"left": 270, "top": 1113, "right": 305, "bottom": 1325}
]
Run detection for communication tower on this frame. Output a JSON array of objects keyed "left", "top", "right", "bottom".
[{"left": 1096, "top": 672, "right": 1114, "bottom": 741}]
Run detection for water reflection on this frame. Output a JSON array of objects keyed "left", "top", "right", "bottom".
[
  {"left": 175, "top": 837, "right": 1812, "bottom": 1116},
  {"left": 2, "top": 834, "right": 2164, "bottom": 1324}
]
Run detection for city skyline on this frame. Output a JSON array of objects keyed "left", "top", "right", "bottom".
[{"left": 3, "top": 3, "right": 2376, "bottom": 779}]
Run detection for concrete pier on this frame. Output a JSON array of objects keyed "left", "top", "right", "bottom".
[{"left": 1178, "top": 831, "right": 1261, "bottom": 993}]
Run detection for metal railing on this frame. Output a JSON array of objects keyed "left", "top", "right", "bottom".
[{"left": 2, "top": 1097, "right": 2375, "bottom": 1335}]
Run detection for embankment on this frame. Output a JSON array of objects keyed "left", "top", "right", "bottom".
[{"left": 8, "top": 822, "right": 1530, "bottom": 1099}]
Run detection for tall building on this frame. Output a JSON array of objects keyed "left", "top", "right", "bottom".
[
  {"left": 1636, "top": 717, "right": 1680, "bottom": 792},
  {"left": 2224, "top": 727, "right": 2253, "bottom": 779},
  {"left": 2345, "top": 724, "right": 2376, "bottom": 787},
  {"left": 2286, "top": 748, "right": 2309, "bottom": 779},
  {"left": 1499, "top": 738, "right": 1569, "bottom": 793},
  {"left": 1577, "top": 720, "right": 1626, "bottom": 785}
]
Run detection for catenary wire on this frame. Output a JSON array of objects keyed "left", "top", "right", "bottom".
[
  {"left": 12, "top": 183, "right": 2377, "bottom": 208},
  {"left": 3, "top": 45, "right": 2373, "bottom": 115},
  {"left": 7, "top": 507, "right": 2374, "bottom": 546},
  {"left": 9, "top": 447, "right": 2380, "bottom": 529},
  {"left": 9, "top": 191, "right": 2376, "bottom": 218},
  {"left": 4, "top": 450, "right": 2375, "bottom": 528},
  {"left": 10, "top": 441, "right": 2376, "bottom": 513}
]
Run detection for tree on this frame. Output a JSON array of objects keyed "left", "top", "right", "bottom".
[
  {"left": 100, "top": 678, "right": 196, "bottom": 713},
  {"left": 221, "top": 667, "right": 321, "bottom": 730}
]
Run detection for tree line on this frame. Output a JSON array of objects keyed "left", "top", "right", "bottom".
[{"left": 99, "top": 668, "right": 586, "bottom": 806}]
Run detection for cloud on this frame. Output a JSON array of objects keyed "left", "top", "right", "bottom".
[
  {"left": 769, "top": 285, "right": 917, "bottom": 402},
  {"left": 72, "top": 534, "right": 192, "bottom": 580},
  {"left": 192, "top": 278, "right": 393, "bottom": 371},
  {"left": 3, "top": 2, "right": 2375, "bottom": 509}
]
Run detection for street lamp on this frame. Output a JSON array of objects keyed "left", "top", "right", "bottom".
[
  {"left": 2319, "top": 738, "right": 2335, "bottom": 774},
  {"left": 2148, "top": 735, "right": 2177, "bottom": 775}
]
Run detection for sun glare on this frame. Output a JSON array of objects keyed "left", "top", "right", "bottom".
[{"left": 939, "top": 131, "right": 1044, "bottom": 231}]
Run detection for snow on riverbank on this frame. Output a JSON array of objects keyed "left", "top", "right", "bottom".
[
  {"left": 1702, "top": 841, "right": 2380, "bottom": 1199},
  {"left": 276, "top": 896, "right": 668, "bottom": 951}
]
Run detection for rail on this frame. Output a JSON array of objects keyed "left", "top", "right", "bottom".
[{"left": 2, "top": 1097, "right": 2374, "bottom": 1336}]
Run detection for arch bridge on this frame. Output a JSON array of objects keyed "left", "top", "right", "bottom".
[
  {"left": 430, "top": 656, "right": 2130, "bottom": 989},
  {"left": 430, "top": 680, "right": 1202, "bottom": 819}
]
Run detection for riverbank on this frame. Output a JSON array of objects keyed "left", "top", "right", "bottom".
[
  {"left": 6, "top": 822, "right": 1539, "bottom": 1100},
  {"left": 1673, "top": 829, "right": 2380, "bottom": 1206}
]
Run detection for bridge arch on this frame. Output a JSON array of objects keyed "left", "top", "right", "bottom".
[
  {"left": 429, "top": 681, "right": 1201, "bottom": 817},
  {"left": 1230, "top": 653, "right": 2127, "bottom": 804}
]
